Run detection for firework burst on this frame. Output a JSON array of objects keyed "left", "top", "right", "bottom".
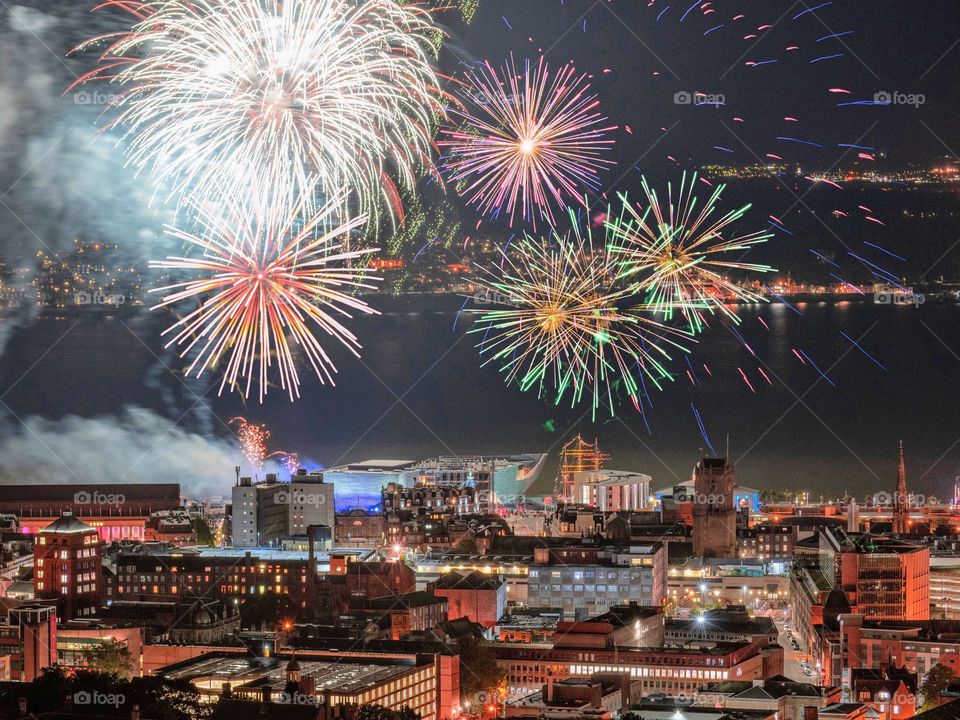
[
  {"left": 71, "top": 0, "right": 445, "bottom": 228},
  {"left": 230, "top": 417, "right": 299, "bottom": 471},
  {"left": 471, "top": 210, "right": 689, "bottom": 418},
  {"left": 151, "top": 194, "right": 380, "bottom": 402},
  {"left": 608, "top": 172, "right": 774, "bottom": 332},
  {"left": 440, "top": 56, "right": 616, "bottom": 229}
]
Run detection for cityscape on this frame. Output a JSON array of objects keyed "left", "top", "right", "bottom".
[{"left": 0, "top": 1, "right": 959, "bottom": 720}]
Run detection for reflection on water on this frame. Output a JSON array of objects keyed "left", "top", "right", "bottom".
[{"left": 0, "top": 301, "right": 958, "bottom": 500}]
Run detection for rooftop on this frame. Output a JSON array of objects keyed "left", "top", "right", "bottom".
[
  {"left": 39, "top": 513, "right": 95, "bottom": 535},
  {"left": 158, "top": 652, "right": 419, "bottom": 694}
]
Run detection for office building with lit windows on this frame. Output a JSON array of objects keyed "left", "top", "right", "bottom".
[
  {"left": 32, "top": 513, "right": 102, "bottom": 620},
  {"left": 526, "top": 543, "right": 665, "bottom": 620},
  {"left": 157, "top": 648, "right": 460, "bottom": 720},
  {"left": 231, "top": 472, "right": 335, "bottom": 548},
  {"left": 112, "top": 546, "right": 372, "bottom": 610}
]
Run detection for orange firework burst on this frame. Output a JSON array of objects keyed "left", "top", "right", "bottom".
[{"left": 151, "top": 195, "right": 380, "bottom": 402}]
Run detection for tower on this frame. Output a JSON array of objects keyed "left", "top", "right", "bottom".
[
  {"left": 33, "top": 513, "right": 102, "bottom": 621},
  {"left": 892, "top": 441, "right": 909, "bottom": 535},
  {"left": 847, "top": 498, "right": 860, "bottom": 533},
  {"left": 557, "top": 435, "right": 608, "bottom": 500},
  {"left": 692, "top": 457, "right": 738, "bottom": 558}
]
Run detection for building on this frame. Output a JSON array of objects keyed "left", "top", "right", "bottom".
[
  {"left": 0, "top": 483, "right": 180, "bottom": 541},
  {"left": 570, "top": 470, "right": 652, "bottom": 512},
  {"left": 8, "top": 604, "right": 56, "bottom": 682},
  {"left": 323, "top": 454, "right": 546, "bottom": 512},
  {"left": 367, "top": 591, "right": 448, "bottom": 640},
  {"left": 334, "top": 509, "right": 384, "bottom": 547},
  {"left": 819, "top": 528, "right": 930, "bottom": 620},
  {"left": 329, "top": 559, "right": 416, "bottom": 605},
  {"left": 697, "top": 676, "right": 842, "bottom": 720},
  {"left": 231, "top": 472, "right": 335, "bottom": 548},
  {"left": 414, "top": 551, "right": 531, "bottom": 604},
  {"left": 432, "top": 571, "right": 506, "bottom": 628},
  {"left": 496, "top": 637, "right": 768, "bottom": 697},
  {"left": 33, "top": 514, "right": 102, "bottom": 621},
  {"left": 553, "top": 605, "right": 665, "bottom": 649},
  {"left": 692, "top": 458, "right": 738, "bottom": 558},
  {"left": 665, "top": 607, "right": 778, "bottom": 647},
  {"left": 156, "top": 648, "right": 459, "bottom": 720},
  {"left": 96, "top": 599, "right": 241, "bottom": 644},
  {"left": 526, "top": 543, "right": 666, "bottom": 620},
  {"left": 790, "top": 528, "right": 930, "bottom": 655},
  {"left": 113, "top": 545, "right": 372, "bottom": 611},
  {"left": 739, "top": 524, "right": 798, "bottom": 560},
  {"left": 505, "top": 673, "right": 639, "bottom": 720},
  {"left": 496, "top": 610, "right": 562, "bottom": 644}
]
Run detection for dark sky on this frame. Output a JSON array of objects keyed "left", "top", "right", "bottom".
[{"left": 439, "top": 0, "right": 960, "bottom": 182}]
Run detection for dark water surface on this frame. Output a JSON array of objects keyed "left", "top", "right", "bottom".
[{"left": 1, "top": 300, "right": 959, "bottom": 500}]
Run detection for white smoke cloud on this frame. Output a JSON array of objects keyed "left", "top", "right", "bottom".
[{"left": 0, "top": 406, "right": 281, "bottom": 499}]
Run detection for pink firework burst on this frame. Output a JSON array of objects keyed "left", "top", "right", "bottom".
[{"left": 439, "top": 55, "right": 617, "bottom": 229}]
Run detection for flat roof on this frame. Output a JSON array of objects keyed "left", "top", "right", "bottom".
[
  {"left": 325, "top": 460, "right": 415, "bottom": 472},
  {"left": 159, "top": 654, "right": 417, "bottom": 695}
]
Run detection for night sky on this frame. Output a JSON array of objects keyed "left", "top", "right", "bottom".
[{"left": 437, "top": 1, "right": 960, "bottom": 174}]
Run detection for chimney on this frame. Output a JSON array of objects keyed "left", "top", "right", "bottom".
[
  {"left": 260, "top": 686, "right": 272, "bottom": 704},
  {"left": 131, "top": 704, "right": 141, "bottom": 720},
  {"left": 223, "top": 682, "right": 233, "bottom": 699},
  {"left": 546, "top": 670, "right": 554, "bottom": 703}
]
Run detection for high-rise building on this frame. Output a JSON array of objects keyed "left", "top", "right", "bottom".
[
  {"left": 892, "top": 441, "right": 909, "bottom": 535},
  {"left": 692, "top": 457, "right": 738, "bottom": 558},
  {"left": 231, "top": 471, "right": 335, "bottom": 547},
  {"left": 32, "top": 513, "right": 102, "bottom": 621}
]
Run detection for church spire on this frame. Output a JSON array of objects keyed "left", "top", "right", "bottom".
[{"left": 892, "top": 440, "right": 909, "bottom": 534}]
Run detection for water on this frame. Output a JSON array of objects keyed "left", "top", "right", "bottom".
[{"left": 0, "top": 300, "right": 958, "bottom": 501}]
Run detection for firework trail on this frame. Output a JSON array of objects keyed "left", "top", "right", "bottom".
[
  {"left": 230, "top": 417, "right": 298, "bottom": 471},
  {"left": 607, "top": 172, "right": 774, "bottom": 333},
  {"left": 71, "top": 0, "right": 445, "bottom": 229},
  {"left": 150, "top": 193, "right": 380, "bottom": 402},
  {"left": 471, "top": 207, "right": 689, "bottom": 418},
  {"left": 440, "top": 55, "right": 616, "bottom": 230}
]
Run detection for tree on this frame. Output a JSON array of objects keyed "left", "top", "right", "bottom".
[
  {"left": 452, "top": 536, "right": 479, "bottom": 554},
  {"left": 456, "top": 634, "right": 507, "bottom": 702},
  {"left": 191, "top": 517, "right": 215, "bottom": 545},
  {"left": 920, "top": 663, "right": 955, "bottom": 711},
  {"left": 25, "top": 666, "right": 70, "bottom": 714},
  {"left": 337, "top": 704, "right": 421, "bottom": 720},
  {"left": 81, "top": 638, "right": 134, "bottom": 677},
  {"left": 127, "top": 676, "right": 211, "bottom": 720}
]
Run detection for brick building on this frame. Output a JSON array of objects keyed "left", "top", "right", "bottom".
[
  {"left": 33, "top": 514, "right": 103, "bottom": 620},
  {"left": 432, "top": 571, "right": 506, "bottom": 628}
]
